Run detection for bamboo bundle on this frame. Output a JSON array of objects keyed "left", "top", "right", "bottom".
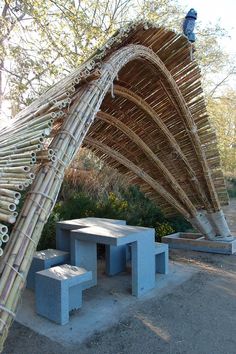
[{"left": 0, "top": 20, "right": 232, "bottom": 350}]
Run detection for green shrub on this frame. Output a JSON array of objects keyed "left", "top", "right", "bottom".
[
  {"left": 37, "top": 185, "right": 190, "bottom": 250},
  {"left": 37, "top": 211, "right": 60, "bottom": 250},
  {"left": 155, "top": 222, "right": 174, "bottom": 240},
  {"left": 227, "top": 177, "right": 236, "bottom": 197}
]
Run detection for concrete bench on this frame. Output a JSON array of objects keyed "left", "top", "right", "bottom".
[
  {"left": 27, "top": 249, "right": 69, "bottom": 290},
  {"left": 70, "top": 224, "right": 156, "bottom": 297},
  {"left": 35, "top": 264, "right": 92, "bottom": 325},
  {"left": 154, "top": 242, "right": 168, "bottom": 274}
]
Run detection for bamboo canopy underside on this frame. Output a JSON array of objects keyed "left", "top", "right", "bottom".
[{"left": 0, "top": 21, "right": 232, "bottom": 349}]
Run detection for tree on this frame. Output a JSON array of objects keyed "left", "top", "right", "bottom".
[
  {"left": 1, "top": 0, "right": 235, "bottom": 119},
  {"left": 208, "top": 91, "right": 236, "bottom": 176},
  {"left": 140, "top": 0, "right": 233, "bottom": 95},
  {"left": 0, "top": 0, "right": 133, "bottom": 117}
]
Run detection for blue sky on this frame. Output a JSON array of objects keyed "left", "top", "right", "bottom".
[{"left": 179, "top": 0, "right": 236, "bottom": 54}]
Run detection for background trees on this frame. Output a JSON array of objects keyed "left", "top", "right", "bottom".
[
  {"left": 1, "top": 0, "right": 235, "bottom": 120},
  {"left": 208, "top": 91, "right": 236, "bottom": 176},
  {"left": 0, "top": 0, "right": 134, "bottom": 117}
]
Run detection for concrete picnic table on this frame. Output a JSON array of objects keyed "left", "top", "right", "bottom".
[{"left": 56, "top": 218, "right": 156, "bottom": 297}]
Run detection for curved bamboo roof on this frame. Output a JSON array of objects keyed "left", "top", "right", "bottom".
[{"left": 0, "top": 21, "right": 231, "bottom": 347}]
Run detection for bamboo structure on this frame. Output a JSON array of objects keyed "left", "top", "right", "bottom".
[{"left": 0, "top": 21, "right": 233, "bottom": 349}]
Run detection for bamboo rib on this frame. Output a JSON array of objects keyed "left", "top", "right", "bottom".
[
  {"left": 113, "top": 85, "right": 212, "bottom": 210},
  {"left": 97, "top": 111, "right": 197, "bottom": 215},
  {"left": 85, "top": 136, "right": 190, "bottom": 218}
]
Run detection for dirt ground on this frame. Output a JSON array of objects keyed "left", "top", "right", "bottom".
[{"left": 3, "top": 200, "right": 236, "bottom": 354}]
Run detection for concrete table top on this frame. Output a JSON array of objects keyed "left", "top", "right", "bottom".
[
  {"left": 71, "top": 224, "right": 155, "bottom": 246},
  {"left": 57, "top": 217, "right": 126, "bottom": 230}
]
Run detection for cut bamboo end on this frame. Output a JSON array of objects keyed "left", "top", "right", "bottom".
[
  {"left": 0, "top": 200, "right": 16, "bottom": 211},
  {"left": 0, "top": 223, "right": 8, "bottom": 235},
  {"left": 1, "top": 234, "right": 9, "bottom": 243},
  {"left": 48, "top": 149, "right": 54, "bottom": 156},
  {"left": 0, "top": 166, "right": 31, "bottom": 173},
  {"left": 27, "top": 173, "right": 35, "bottom": 180},
  {"left": 0, "top": 184, "right": 24, "bottom": 191},
  {"left": 0, "top": 189, "right": 21, "bottom": 199}
]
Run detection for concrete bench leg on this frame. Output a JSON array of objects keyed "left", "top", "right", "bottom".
[
  {"left": 70, "top": 237, "right": 97, "bottom": 288},
  {"left": 155, "top": 249, "right": 169, "bottom": 274},
  {"left": 35, "top": 273, "right": 69, "bottom": 325},
  {"left": 131, "top": 234, "right": 155, "bottom": 297},
  {"left": 105, "top": 245, "right": 127, "bottom": 276},
  {"left": 69, "top": 284, "right": 83, "bottom": 311},
  {"left": 56, "top": 225, "right": 71, "bottom": 252}
]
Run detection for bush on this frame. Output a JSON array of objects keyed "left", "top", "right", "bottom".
[
  {"left": 37, "top": 211, "right": 60, "bottom": 250},
  {"left": 226, "top": 177, "right": 236, "bottom": 197},
  {"left": 38, "top": 185, "right": 190, "bottom": 250}
]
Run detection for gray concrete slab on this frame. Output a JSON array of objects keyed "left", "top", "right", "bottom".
[
  {"left": 57, "top": 217, "right": 126, "bottom": 231},
  {"left": 163, "top": 232, "right": 236, "bottom": 254},
  {"left": 56, "top": 217, "right": 127, "bottom": 252},
  {"left": 71, "top": 224, "right": 155, "bottom": 246},
  {"left": 15, "top": 260, "right": 198, "bottom": 346}
]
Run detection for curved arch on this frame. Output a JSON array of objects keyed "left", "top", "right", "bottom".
[
  {"left": 0, "top": 43, "right": 228, "bottom": 274},
  {"left": 112, "top": 85, "right": 212, "bottom": 209},
  {"left": 96, "top": 110, "right": 197, "bottom": 216},
  {"left": 84, "top": 136, "right": 190, "bottom": 218},
  {"left": 0, "top": 41, "right": 232, "bottom": 344},
  {"left": 136, "top": 59, "right": 220, "bottom": 210}
]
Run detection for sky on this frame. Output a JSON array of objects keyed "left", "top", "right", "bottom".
[{"left": 179, "top": 0, "right": 236, "bottom": 54}]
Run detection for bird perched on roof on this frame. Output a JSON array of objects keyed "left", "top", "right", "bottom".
[{"left": 183, "top": 8, "right": 197, "bottom": 43}]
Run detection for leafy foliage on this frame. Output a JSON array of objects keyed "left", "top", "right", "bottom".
[
  {"left": 38, "top": 183, "right": 191, "bottom": 250},
  {"left": 226, "top": 177, "right": 236, "bottom": 197},
  {"left": 0, "top": 0, "right": 234, "bottom": 118},
  {"left": 208, "top": 91, "right": 236, "bottom": 175}
]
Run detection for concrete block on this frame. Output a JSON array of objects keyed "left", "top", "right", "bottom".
[
  {"left": 71, "top": 224, "right": 154, "bottom": 246},
  {"left": 56, "top": 218, "right": 126, "bottom": 252},
  {"left": 105, "top": 245, "right": 127, "bottom": 276},
  {"left": 154, "top": 242, "right": 169, "bottom": 274},
  {"left": 131, "top": 234, "right": 155, "bottom": 297},
  {"left": 70, "top": 235, "right": 97, "bottom": 289},
  {"left": 162, "top": 232, "right": 236, "bottom": 255},
  {"left": 27, "top": 249, "right": 69, "bottom": 290},
  {"left": 35, "top": 264, "right": 92, "bottom": 325}
]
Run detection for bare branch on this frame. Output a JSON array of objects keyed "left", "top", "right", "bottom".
[{"left": 209, "top": 68, "right": 236, "bottom": 98}]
